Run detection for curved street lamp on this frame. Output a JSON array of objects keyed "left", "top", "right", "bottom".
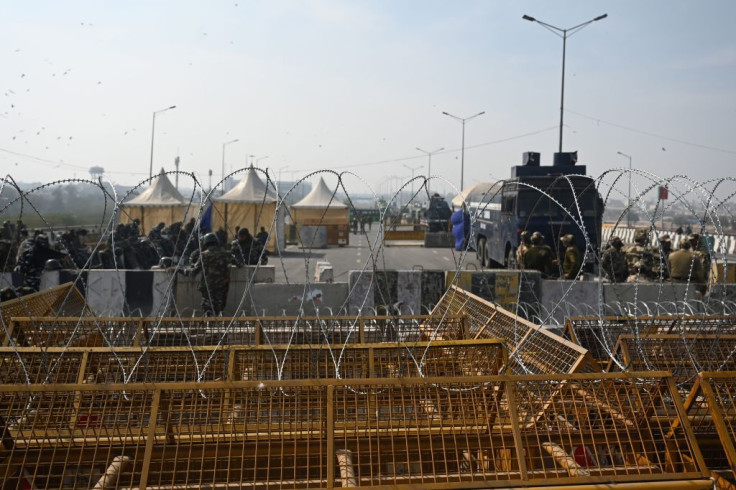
[{"left": 522, "top": 13, "right": 607, "bottom": 153}]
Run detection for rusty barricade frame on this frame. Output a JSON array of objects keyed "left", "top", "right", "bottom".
[
  {"left": 431, "top": 285, "right": 596, "bottom": 374},
  {"left": 3, "top": 314, "right": 466, "bottom": 348},
  {"left": 0, "top": 282, "right": 90, "bottom": 330},
  {"left": 0, "top": 339, "right": 507, "bottom": 385},
  {"left": 680, "top": 371, "right": 736, "bottom": 482},
  {"left": 607, "top": 334, "right": 736, "bottom": 394},
  {"left": 0, "top": 372, "right": 711, "bottom": 489},
  {"left": 564, "top": 314, "right": 736, "bottom": 370}
]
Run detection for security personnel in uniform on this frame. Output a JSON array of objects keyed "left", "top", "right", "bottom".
[
  {"left": 179, "top": 233, "right": 232, "bottom": 316},
  {"left": 624, "top": 227, "right": 655, "bottom": 280},
  {"left": 687, "top": 233, "right": 710, "bottom": 282},
  {"left": 669, "top": 240, "right": 705, "bottom": 287},
  {"left": 15, "top": 234, "right": 67, "bottom": 291},
  {"left": 516, "top": 231, "right": 531, "bottom": 268},
  {"left": 601, "top": 236, "right": 628, "bottom": 283},
  {"left": 560, "top": 234, "right": 582, "bottom": 279},
  {"left": 651, "top": 234, "right": 672, "bottom": 279},
  {"left": 524, "top": 232, "right": 555, "bottom": 278}
]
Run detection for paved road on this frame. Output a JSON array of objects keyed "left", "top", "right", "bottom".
[{"left": 272, "top": 229, "right": 482, "bottom": 283}]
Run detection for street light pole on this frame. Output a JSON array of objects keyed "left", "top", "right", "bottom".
[
  {"left": 442, "top": 111, "right": 484, "bottom": 191},
  {"left": 617, "top": 151, "right": 633, "bottom": 227},
  {"left": 402, "top": 163, "right": 423, "bottom": 199},
  {"left": 221, "top": 139, "right": 239, "bottom": 194},
  {"left": 522, "top": 13, "right": 607, "bottom": 153},
  {"left": 416, "top": 146, "right": 444, "bottom": 195},
  {"left": 148, "top": 105, "right": 176, "bottom": 179}
]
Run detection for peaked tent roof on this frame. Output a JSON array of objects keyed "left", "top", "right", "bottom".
[
  {"left": 291, "top": 177, "right": 347, "bottom": 209},
  {"left": 125, "top": 168, "right": 188, "bottom": 207},
  {"left": 215, "top": 167, "right": 277, "bottom": 203}
]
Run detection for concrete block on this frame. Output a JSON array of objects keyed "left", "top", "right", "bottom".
[
  {"left": 0, "top": 272, "right": 24, "bottom": 288},
  {"left": 424, "top": 231, "right": 454, "bottom": 248},
  {"left": 86, "top": 270, "right": 126, "bottom": 316},
  {"left": 396, "top": 271, "right": 422, "bottom": 315},
  {"left": 247, "top": 283, "right": 349, "bottom": 316},
  {"left": 174, "top": 266, "right": 276, "bottom": 316},
  {"left": 314, "top": 261, "right": 334, "bottom": 283},
  {"left": 705, "top": 284, "right": 736, "bottom": 307},
  {"left": 538, "top": 279, "right": 601, "bottom": 327},
  {"left": 348, "top": 270, "right": 375, "bottom": 315},
  {"left": 446, "top": 270, "right": 541, "bottom": 312},
  {"left": 151, "top": 270, "right": 176, "bottom": 317},
  {"left": 602, "top": 282, "right": 695, "bottom": 315},
  {"left": 420, "top": 270, "right": 446, "bottom": 314}
]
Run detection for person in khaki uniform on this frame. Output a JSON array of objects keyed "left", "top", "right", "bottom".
[
  {"left": 560, "top": 234, "right": 582, "bottom": 279},
  {"left": 523, "top": 232, "right": 555, "bottom": 278},
  {"left": 516, "top": 231, "right": 531, "bottom": 268},
  {"left": 668, "top": 240, "right": 705, "bottom": 285}
]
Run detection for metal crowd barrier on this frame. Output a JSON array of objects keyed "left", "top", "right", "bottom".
[{"left": 0, "top": 373, "right": 709, "bottom": 489}]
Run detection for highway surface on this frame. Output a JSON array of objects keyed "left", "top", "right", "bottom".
[{"left": 272, "top": 229, "right": 481, "bottom": 283}]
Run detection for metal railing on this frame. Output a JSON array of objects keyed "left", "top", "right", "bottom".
[{"left": 0, "top": 372, "right": 709, "bottom": 489}]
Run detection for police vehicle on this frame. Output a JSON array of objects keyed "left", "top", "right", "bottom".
[{"left": 469, "top": 152, "right": 603, "bottom": 270}]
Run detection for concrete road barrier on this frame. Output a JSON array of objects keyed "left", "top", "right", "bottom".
[
  {"left": 348, "top": 270, "right": 445, "bottom": 315},
  {"left": 424, "top": 232, "right": 454, "bottom": 248},
  {"left": 446, "top": 270, "right": 542, "bottom": 313},
  {"left": 384, "top": 230, "right": 425, "bottom": 241}
]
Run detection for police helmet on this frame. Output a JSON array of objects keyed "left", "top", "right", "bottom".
[
  {"left": 659, "top": 234, "right": 671, "bottom": 243},
  {"left": 157, "top": 222, "right": 166, "bottom": 230},
  {"left": 610, "top": 236, "right": 623, "bottom": 246},
  {"left": 158, "top": 257, "right": 173, "bottom": 268},
  {"left": 202, "top": 233, "right": 219, "bottom": 247},
  {"left": 560, "top": 234, "right": 574, "bottom": 246},
  {"left": 44, "top": 259, "right": 63, "bottom": 271},
  {"left": 35, "top": 234, "right": 49, "bottom": 246},
  {"left": 531, "top": 232, "right": 544, "bottom": 245}
]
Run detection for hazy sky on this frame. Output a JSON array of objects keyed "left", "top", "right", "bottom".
[{"left": 2, "top": 0, "right": 735, "bottom": 196}]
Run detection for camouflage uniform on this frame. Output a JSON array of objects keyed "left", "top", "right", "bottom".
[
  {"left": 688, "top": 234, "right": 710, "bottom": 284},
  {"left": 561, "top": 235, "right": 582, "bottom": 279},
  {"left": 601, "top": 237, "right": 628, "bottom": 283},
  {"left": 650, "top": 234, "right": 672, "bottom": 280},
  {"left": 15, "top": 235, "right": 66, "bottom": 291},
  {"left": 187, "top": 241, "right": 232, "bottom": 316},
  {"left": 230, "top": 229, "right": 256, "bottom": 266},
  {"left": 623, "top": 228, "right": 655, "bottom": 280}
]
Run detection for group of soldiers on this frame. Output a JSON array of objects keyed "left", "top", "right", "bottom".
[
  {"left": 517, "top": 231, "right": 583, "bottom": 279},
  {"left": 171, "top": 227, "right": 270, "bottom": 316},
  {"left": 600, "top": 227, "right": 709, "bottom": 287}
]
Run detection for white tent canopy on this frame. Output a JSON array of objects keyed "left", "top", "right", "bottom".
[
  {"left": 126, "top": 168, "right": 187, "bottom": 206},
  {"left": 119, "top": 168, "right": 192, "bottom": 234},
  {"left": 215, "top": 167, "right": 277, "bottom": 203},
  {"left": 452, "top": 182, "right": 501, "bottom": 208},
  {"left": 291, "top": 177, "right": 347, "bottom": 209}
]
